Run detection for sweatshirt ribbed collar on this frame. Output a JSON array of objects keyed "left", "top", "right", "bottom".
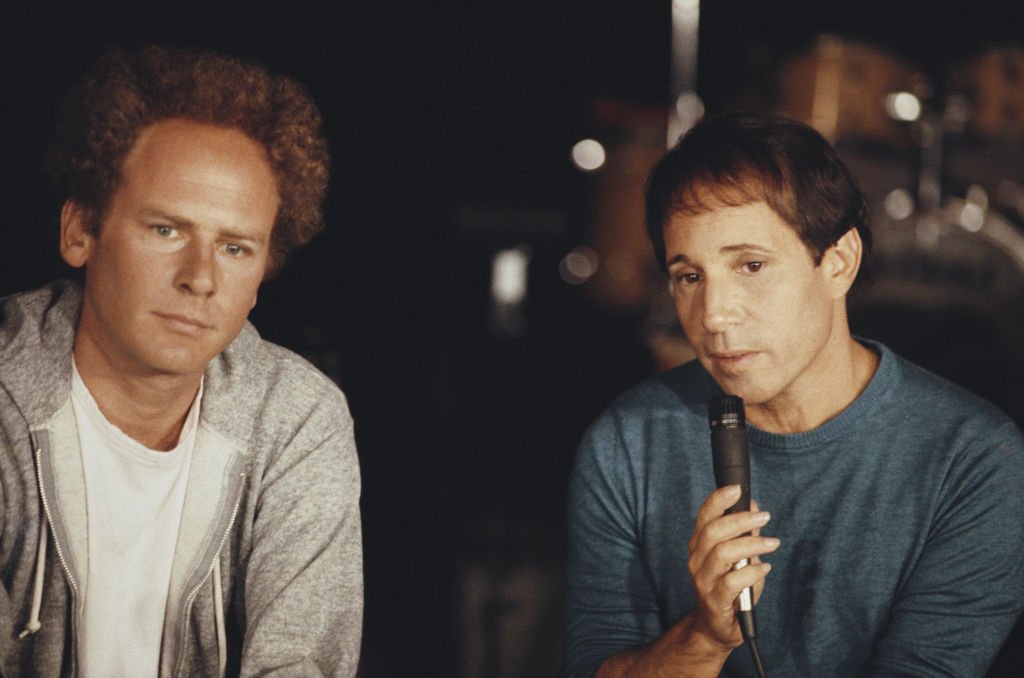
[{"left": 745, "top": 339, "right": 897, "bottom": 452}]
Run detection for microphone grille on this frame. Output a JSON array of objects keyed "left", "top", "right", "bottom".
[{"left": 708, "top": 395, "right": 746, "bottom": 428}]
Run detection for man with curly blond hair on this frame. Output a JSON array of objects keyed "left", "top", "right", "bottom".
[{"left": 0, "top": 45, "right": 362, "bottom": 677}]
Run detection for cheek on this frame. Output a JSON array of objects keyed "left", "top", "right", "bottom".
[
  {"left": 672, "top": 295, "right": 701, "bottom": 335},
  {"left": 102, "top": 237, "right": 172, "bottom": 284},
  {"left": 85, "top": 246, "right": 149, "bottom": 302},
  {"left": 225, "top": 269, "right": 265, "bottom": 316},
  {"left": 778, "top": 280, "right": 833, "bottom": 349},
  {"left": 138, "top": 232, "right": 187, "bottom": 254}
]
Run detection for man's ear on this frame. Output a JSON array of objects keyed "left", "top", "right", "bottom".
[
  {"left": 60, "top": 201, "right": 95, "bottom": 269},
  {"left": 821, "top": 227, "right": 863, "bottom": 299}
]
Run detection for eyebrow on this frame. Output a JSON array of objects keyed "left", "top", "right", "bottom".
[
  {"left": 141, "top": 208, "right": 192, "bottom": 226},
  {"left": 666, "top": 243, "right": 774, "bottom": 268}
]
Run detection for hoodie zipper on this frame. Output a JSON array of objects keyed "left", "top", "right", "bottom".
[
  {"left": 31, "top": 440, "right": 81, "bottom": 673},
  {"left": 32, "top": 444, "right": 80, "bottom": 596},
  {"left": 172, "top": 473, "right": 246, "bottom": 678}
]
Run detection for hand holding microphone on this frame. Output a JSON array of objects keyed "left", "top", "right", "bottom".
[
  {"left": 684, "top": 396, "right": 775, "bottom": 676},
  {"left": 708, "top": 395, "right": 758, "bottom": 641}
]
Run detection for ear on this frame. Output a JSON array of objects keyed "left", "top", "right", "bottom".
[
  {"left": 821, "top": 227, "right": 862, "bottom": 299},
  {"left": 59, "top": 201, "right": 96, "bottom": 269}
]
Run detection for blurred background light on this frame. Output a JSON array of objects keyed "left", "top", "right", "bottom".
[
  {"left": 674, "top": 91, "right": 704, "bottom": 126},
  {"left": 885, "top": 91, "right": 922, "bottom": 121},
  {"left": 966, "top": 183, "right": 989, "bottom": 209},
  {"left": 884, "top": 188, "right": 916, "bottom": 220},
  {"left": 571, "top": 138, "right": 606, "bottom": 172},
  {"left": 559, "top": 246, "right": 599, "bottom": 285},
  {"left": 915, "top": 212, "right": 943, "bottom": 248},
  {"left": 959, "top": 203, "right": 987, "bottom": 232},
  {"left": 672, "top": 0, "right": 699, "bottom": 16},
  {"left": 491, "top": 246, "right": 531, "bottom": 305}
]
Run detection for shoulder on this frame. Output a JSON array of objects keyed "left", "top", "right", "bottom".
[
  {"left": 201, "top": 322, "right": 353, "bottom": 448},
  {"left": 575, "top": 360, "right": 717, "bottom": 467},
  {"left": 0, "top": 281, "right": 80, "bottom": 421},
  {"left": 879, "top": 343, "right": 1019, "bottom": 433},
  {"left": 869, "top": 343, "right": 1024, "bottom": 480},
  {"left": 594, "top": 359, "right": 716, "bottom": 429},
  {"left": 0, "top": 280, "right": 80, "bottom": 349}
]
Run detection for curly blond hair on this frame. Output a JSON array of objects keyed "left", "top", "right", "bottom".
[{"left": 50, "top": 45, "right": 329, "bottom": 273}]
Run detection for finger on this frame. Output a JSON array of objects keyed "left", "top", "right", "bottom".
[
  {"left": 690, "top": 486, "right": 767, "bottom": 552},
  {"left": 747, "top": 499, "right": 772, "bottom": 604},
  {"left": 752, "top": 571, "right": 766, "bottom": 605},
  {"left": 701, "top": 559, "right": 773, "bottom": 620},
  {"left": 719, "top": 562, "right": 773, "bottom": 610},
  {"left": 693, "top": 485, "right": 742, "bottom": 535},
  {"left": 705, "top": 549, "right": 774, "bottom": 608},
  {"left": 689, "top": 486, "right": 737, "bottom": 555},
  {"left": 691, "top": 509, "right": 771, "bottom": 566},
  {"left": 712, "top": 535, "right": 780, "bottom": 572},
  {"left": 694, "top": 535, "right": 779, "bottom": 592},
  {"left": 750, "top": 498, "right": 762, "bottom": 537}
]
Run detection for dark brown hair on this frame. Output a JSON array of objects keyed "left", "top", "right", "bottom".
[
  {"left": 645, "top": 111, "right": 871, "bottom": 289},
  {"left": 49, "top": 45, "right": 330, "bottom": 273}
]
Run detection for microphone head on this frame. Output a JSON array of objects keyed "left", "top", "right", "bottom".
[{"left": 709, "top": 395, "right": 746, "bottom": 429}]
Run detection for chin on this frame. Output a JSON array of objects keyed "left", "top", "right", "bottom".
[
  {"left": 710, "top": 374, "right": 775, "bottom": 406},
  {"left": 142, "top": 348, "right": 217, "bottom": 378}
]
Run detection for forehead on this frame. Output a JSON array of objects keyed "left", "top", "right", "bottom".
[
  {"left": 113, "top": 119, "right": 280, "bottom": 236},
  {"left": 120, "top": 119, "right": 277, "bottom": 199},
  {"left": 664, "top": 199, "right": 800, "bottom": 250}
]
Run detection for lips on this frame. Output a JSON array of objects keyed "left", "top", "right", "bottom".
[
  {"left": 155, "top": 312, "right": 212, "bottom": 335},
  {"left": 706, "top": 350, "right": 758, "bottom": 373}
]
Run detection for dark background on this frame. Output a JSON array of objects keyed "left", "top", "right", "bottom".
[{"left": 2, "top": 2, "right": 1023, "bottom": 676}]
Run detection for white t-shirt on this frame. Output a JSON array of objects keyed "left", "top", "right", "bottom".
[{"left": 71, "top": 363, "right": 200, "bottom": 678}]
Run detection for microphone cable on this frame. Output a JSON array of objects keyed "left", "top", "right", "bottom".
[{"left": 741, "top": 616, "right": 767, "bottom": 678}]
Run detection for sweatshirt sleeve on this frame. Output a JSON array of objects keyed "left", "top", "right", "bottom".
[
  {"left": 560, "top": 411, "right": 662, "bottom": 678},
  {"left": 238, "top": 386, "right": 363, "bottom": 677},
  {"left": 862, "top": 420, "right": 1024, "bottom": 676}
]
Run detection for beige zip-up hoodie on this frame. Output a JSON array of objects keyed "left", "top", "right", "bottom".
[{"left": 0, "top": 280, "right": 363, "bottom": 677}]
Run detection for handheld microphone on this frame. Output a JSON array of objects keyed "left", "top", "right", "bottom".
[{"left": 708, "top": 395, "right": 766, "bottom": 677}]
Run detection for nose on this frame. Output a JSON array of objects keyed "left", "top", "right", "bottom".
[
  {"left": 700, "top": 277, "right": 741, "bottom": 334},
  {"left": 175, "top": 244, "right": 218, "bottom": 296}
]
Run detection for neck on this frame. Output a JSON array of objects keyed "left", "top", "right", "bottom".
[
  {"left": 73, "top": 348, "right": 201, "bottom": 452},
  {"left": 746, "top": 322, "right": 879, "bottom": 435}
]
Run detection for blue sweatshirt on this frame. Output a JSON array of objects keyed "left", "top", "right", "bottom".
[{"left": 562, "top": 341, "right": 1024, "bottom": 677}]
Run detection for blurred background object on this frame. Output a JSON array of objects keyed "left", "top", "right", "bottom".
[{"left": 1, "top": 2, "right": 1022, "bottom": 676}]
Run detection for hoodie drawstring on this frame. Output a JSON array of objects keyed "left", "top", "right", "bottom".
[
  {"left": 18, "top": 514, "right": 48, "bottom": 638},
  {"left": 19, "top": 522, "right": 230, "bottom": 675},
  {"left": 212, "top": 555, "right": 226, "bottom": 678}
]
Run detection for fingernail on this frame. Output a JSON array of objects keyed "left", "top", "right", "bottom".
[
  {"left": 753, "top": 511, "right": 771, "bottom": 525},
  {"left": 726, "top": 484, "right": 741, "bottom": 497},
  {"left": 763, "top": 537, "right": 780, "bottom": 549},
  {"left": 761, "top": 563, "right": 772, "bottom": 574}
]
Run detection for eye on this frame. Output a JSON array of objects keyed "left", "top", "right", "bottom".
[
  {"left": 153, "top": 225, "right": 178, "bottom": 238},
  {"left": 223, "top": 243, "right": 248, "bottom": 257},
  {"left": 674, "top": 271, "right": 702, "bottom": 286},
  {"left": 742, "top": 261, "right": 764, "bottom": 273}
]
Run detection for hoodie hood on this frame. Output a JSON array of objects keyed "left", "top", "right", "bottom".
[{"left": 0, "top": 280, "right": 80, "bottom": 428}]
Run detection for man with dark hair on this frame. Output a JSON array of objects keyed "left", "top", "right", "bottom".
[
  {"left": 561, "top": 112, "right": 1024, "bottom": 677},
  {"left": 0, "top": 45, "right": 362, "bottom": 676}
]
